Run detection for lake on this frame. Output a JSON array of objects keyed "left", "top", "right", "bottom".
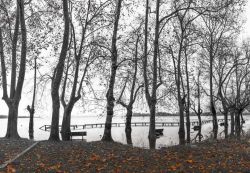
[{"left": 1, "top": 115, "right": 250, "bottom": 149}]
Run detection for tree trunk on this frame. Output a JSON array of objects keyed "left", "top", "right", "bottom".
[
  {"left": 211, "top": 91, "right": 218, "bottom": 139},
  {"left": 103, "top": 98, "right": 114, "bottom": 141},
  {"left": 49, "top": 95, "right": 61, "bottom": 141},
  {"left": 29, "top": 110, "right": 34, "bottom": 140},
  {"left": 219, "top": 88, "right": 228, "bottom": 139},
  {"left": 102, "top": 0, "right": 122, "bottom": 142},
  {"left": 177, "top": 43, "right": 185, "bottom": 144},
  {"left": 235, "top": 111, "right": 241, "bottom": 139},
  {"left": 61, "top": 105, "right": 73, "bottom": 141},
  {"left": 125, "top": 107, "right": 133, "bottom": 145},
  {"left": 28, "top": 56, "right": 37, "bottom": 140},
  {"left": 49, "top": 0, "right": 70, "bottom": 141},
  {"left": 147, "top": 0, "right": 160, "bottom": 149},
  {"left": 230, "top": 110, "right": 235, "bottom": 137},
  {"left": 5, "top": 103, "right": 20, "bottom": 139},
  {"left": 223, "top": 111, "right": 228, "bottom": 138},
  {"left": 185, "top": 51, "right": 190, "bottom": 143},
  {"left": 197, "top": 70, "right": 202, "bottom": 142},
  {"left": 178, "top": 98, "right": 185, "bottom": 145},
  {"left": 197, "top": 112, "right": 202, "bottom": 142},
  {"left": 148, "top": 105, "right": 156, "bottom": 149},
  {"left": 209, "top": 41, "right": 218, "bottom": 139},
  {"left": 240, "top": 113, "right": 244, "bottom": 123},
  {"left": 5, "top": 0, "right": 27, "bottom": 139}
]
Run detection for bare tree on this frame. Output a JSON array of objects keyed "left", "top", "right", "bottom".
[
  {"left": 27, "top": 57, "right": 37, "bottom": 140},
  {"left": 199, "top": 0, "right": 245, "bottom": 139},
  {"left": 60, "top": 0, "right": 108, "bottom": 141},
  {"left": 142, "top": 0, "right": 163, "bottom": 149},
  {"left": 49, "top": 0, "right": 70, "bottom": 141},
  {"left": 117, "top": 33, "right": 143, "bottom": 145},
  {"left": 191, "top": 66, "right": 203, "bottom": 142},
  {"left": 0, "top": 0, "right": 27, "bottom": 139},
  {"left": 102, "top": 0, "right": 123, "bottom": 141}
]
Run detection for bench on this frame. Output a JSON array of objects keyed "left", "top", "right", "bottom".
[
  {"left": 155, "top": 129, "right": 164, "bottom": 135},
  {"left": 193, "top": 126, "right": 200, "bottom": 131},
  {"left": 69, "top": 131, "right": 87, "bottom": 141},
  {"left": 220, "top": 122, "right": 225, "bottom": 126},
  {"left": 155, "top": 129, "right": 164, "bottom": 138}
]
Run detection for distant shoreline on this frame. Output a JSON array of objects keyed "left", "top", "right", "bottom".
[
  {"left": 0, "top": 115, "right": 39, "bottom": 119},
  {"left": 133, "top": 112, "right": 250, "bottom": 117}
]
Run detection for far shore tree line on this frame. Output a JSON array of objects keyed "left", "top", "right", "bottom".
[{"left": 0, "top": 0, "right": 249, "bottom": 149}]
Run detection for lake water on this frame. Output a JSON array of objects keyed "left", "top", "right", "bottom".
[{"left": 1, "top": 115, "right": 250, "bottom": 149}]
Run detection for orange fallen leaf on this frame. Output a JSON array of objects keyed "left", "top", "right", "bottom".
[
  {"left": 90, "top": 153, "right": 101, "bottom": 161},
  {"left": 7, "top": 164, "right": 16, "bottom": 173},
  {"left": 186, "top": 159, "right": 194, "bottom": 164}
]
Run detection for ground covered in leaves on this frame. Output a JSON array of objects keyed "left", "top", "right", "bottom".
[
  {"left": 1, "top": 139, "right": 250, "bottom": 172},
  {"left": 0, "top": 138, "right": 34, "bottom": 165}
]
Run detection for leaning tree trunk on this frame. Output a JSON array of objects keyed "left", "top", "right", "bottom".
[
  {"left": 125, "top": 107, "right": 133, "bottom": 145},
  {"left": 102, "top": 0, "right": 122, "bottom": 142},
  {"left": 49, "top": 0, "right": 70, "bottom": 141}
]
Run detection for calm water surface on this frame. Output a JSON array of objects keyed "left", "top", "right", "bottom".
[{"left": 1, "top": 115, "right": 249, "bottom": 149}]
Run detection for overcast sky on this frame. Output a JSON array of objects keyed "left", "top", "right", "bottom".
[
  {"left": 242, "top": 1, "right": 250, "bottom": 37},
  {"left": 1, "top": 2, "right": 250, "bottom": 117}
]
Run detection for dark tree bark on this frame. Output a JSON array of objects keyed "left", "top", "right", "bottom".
[
  {"left": 223, "top": 109, "right": 229, "bottom": 138},
  {"left": 0, "top": 0, "right": 27, "bottom": 139},
  {"left": 218, "top": 88, "right": 229, "bottom": 138},
  {"left": 172, "top": 1, "right": 194, "bottom": 145},
  {"left": 235, "top": 110, "right": 241, "bottom": 139},
  {"left": 197, "top": 70, "right": 203, "bottom": 142},
  {"left": 60, "top": 52, "right": 85, "bottom": 140},
  {"left": 176, "top": 25, "right": 185, "bottom": 145},
  {"left": 184, "top": 49, "right": 190, "bottom": 143},
  {"left": 149, "top": 0, "right": 160, "bottom": 149},
  {"left": 102, "top": 0, "right": 123, "bottom": 142},
  {"left": 60, "top": 48, "right": 82, "bottom": 141},
  {"left": 230, "top": 110, "right": 235, "bottom": 137},
  {"left": 192, "top": 68, "right": 203, "bottom": 142},
  {"left": 209, "top": 48, "right": 218, "bottom": 139},
  {"left": 125, "top": 107, "right": 133, "bottom": 145},
  {"left": 142, "top": 0, "right": 161, "bottom": 149},
  {"left": 49, "top": 0, "right": 70, "bottom": 141},
  {"left": 60, "top": 0, "right": 101, "bottom": 141},
  {"left": 27, "top": 57, "right": 37, "bottom": 140},
  {"left": 61, "top": 104, "right": 75, "bottom": 140},
  {"left": 117, "top": 35, "right": 141, "bottom": 145}
]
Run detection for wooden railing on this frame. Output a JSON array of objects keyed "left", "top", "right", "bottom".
[{"left": 39, "top": 118, "right": 230, "bottom": 132}]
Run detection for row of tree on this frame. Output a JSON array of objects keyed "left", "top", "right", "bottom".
[{"left": 0, "top": 0, "right": 249, "bottom": 149}]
